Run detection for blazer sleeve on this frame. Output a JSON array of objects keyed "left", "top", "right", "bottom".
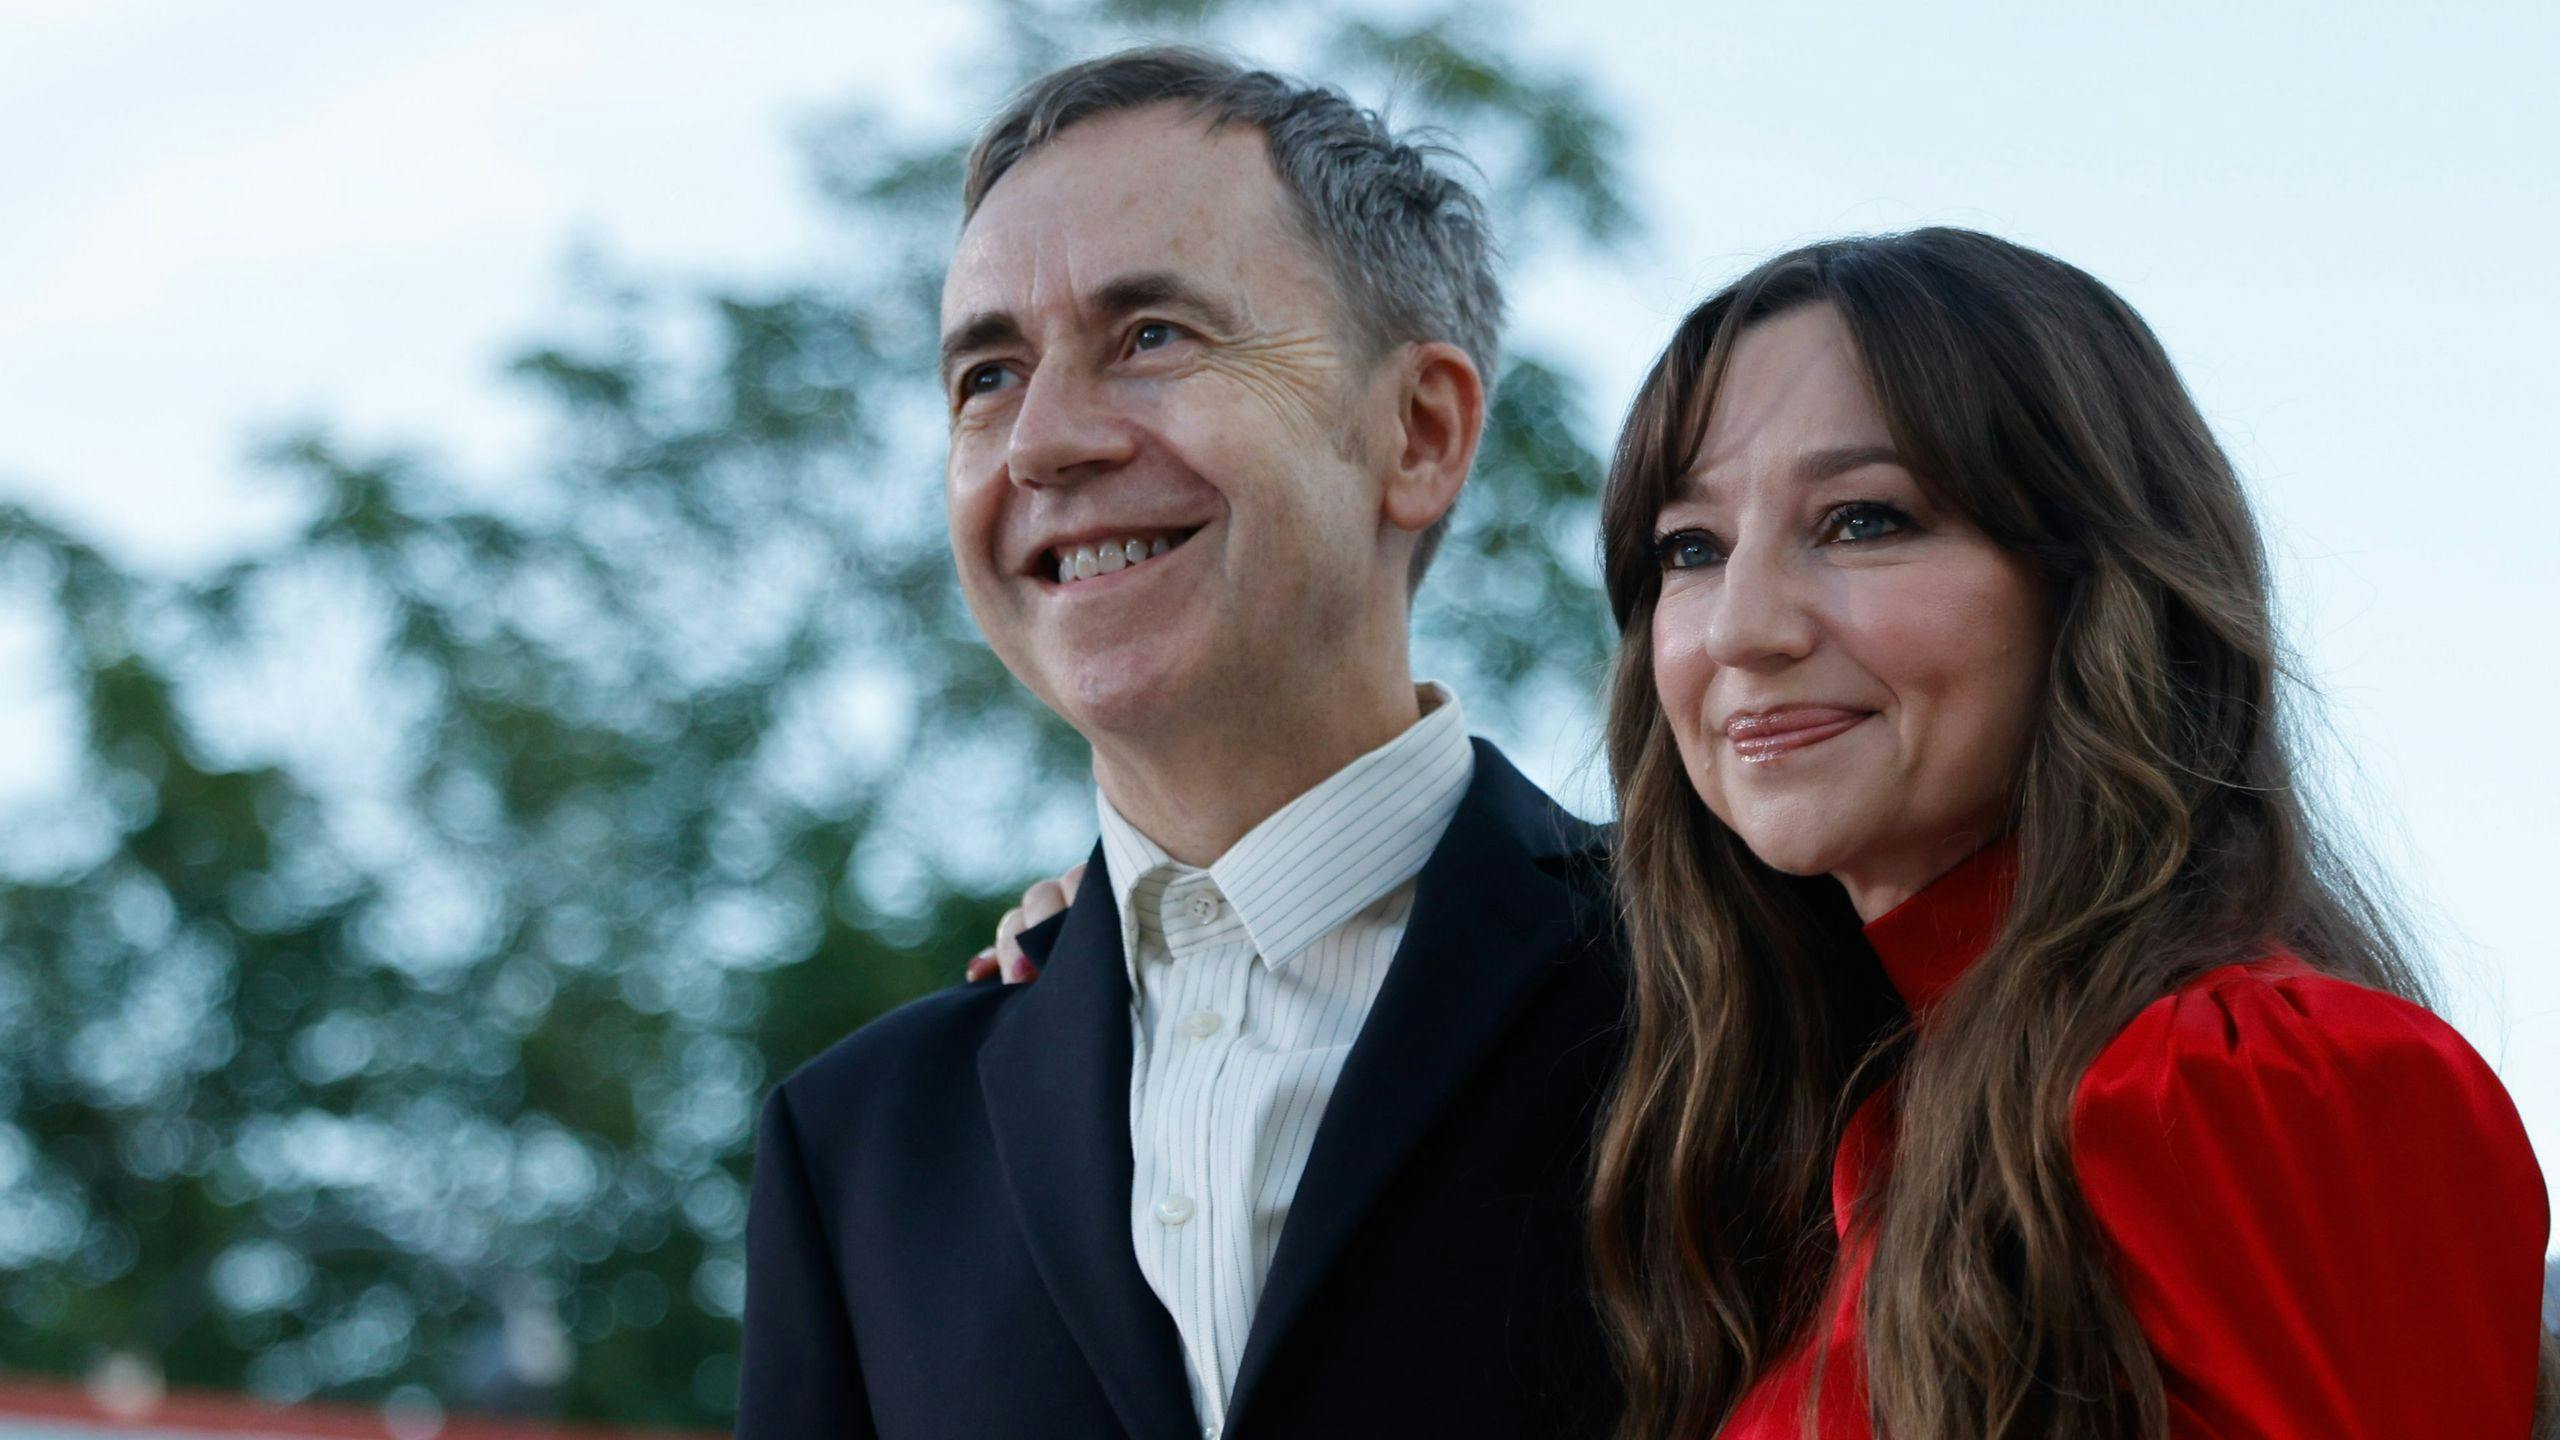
[
  {"left": 738, "top": 1082, "right": 875, "bottom": 1439},
  {"left": 2069, "top": 963, "right": 2550, "bottom": 1440}
]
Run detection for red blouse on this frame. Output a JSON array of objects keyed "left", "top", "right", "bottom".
[{"left": 1719, "top": 840, "right": 2551, "bottom": 1438}]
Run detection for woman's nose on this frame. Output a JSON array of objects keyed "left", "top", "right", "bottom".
[{"left": 1701, "top": 539, "right": 1819, "bottom": 670}]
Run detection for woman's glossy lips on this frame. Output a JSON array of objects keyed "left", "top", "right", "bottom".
[{"left": 1722, "top": 706, "right": 1873, "bottom": 763}]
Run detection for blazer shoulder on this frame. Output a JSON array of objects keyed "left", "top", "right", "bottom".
[
  {"left": 1539, "top": 826, "right": 1615, "bottom": 902},
  {"left": 777, "top": 976, "right": 1018, "bottom": 1112}
]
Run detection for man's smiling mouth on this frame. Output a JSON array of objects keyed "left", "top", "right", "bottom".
[{"left": 1044, "top": 526, "right": 1202, "bottom": 584}]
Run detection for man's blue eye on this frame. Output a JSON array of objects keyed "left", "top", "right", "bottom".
[
  {"left": 962, "top": 365, "right": 1005, "bottom": 396},
  {"left": 1132, "top": 321, "right": 1177, "bottom": 351},
  {"left": 1653, "top": 530, "right": 1721, "bottom": 571}
]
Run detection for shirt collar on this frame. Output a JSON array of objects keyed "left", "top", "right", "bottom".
[
  {"left": 1095, "top": 683, "right": 1475, "bottom": 975},
  {"left": 1859, "top": 833, "right": 2018, "bottom": 1012}
]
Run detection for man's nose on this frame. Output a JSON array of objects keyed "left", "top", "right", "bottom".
[
  {"left": 1702, "top": 538, "right": 1819, "bottom": 671},
  {"left": 1006, "top": 362, "right": 1137, "bottom": 488}
]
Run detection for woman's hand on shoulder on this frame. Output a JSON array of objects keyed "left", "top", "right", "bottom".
[{"left": 964, "top": 861, "right": 1085, "bottom": 985}]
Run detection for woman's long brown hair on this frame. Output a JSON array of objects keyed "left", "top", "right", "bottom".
[{"left": 1589, "top": 228, "right": 2555, "bottom": 1438}]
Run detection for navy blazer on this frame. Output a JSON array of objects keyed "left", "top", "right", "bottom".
[{"left": 738, "top": 741, "right": 1626, "bottom": 1438}]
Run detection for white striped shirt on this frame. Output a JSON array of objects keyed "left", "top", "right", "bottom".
[{"left": 1096, "top": 683, "right": 1475, "bottom": 1436}]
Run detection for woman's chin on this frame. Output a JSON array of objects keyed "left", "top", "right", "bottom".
[{"left": 1725, "top": 823, "right": 1854, "bottom": 880}]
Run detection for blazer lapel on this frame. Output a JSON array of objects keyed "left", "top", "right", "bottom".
[
  {"left": 1224, "top": 743, "right": 1605, "bottom": 1427},
  {"left": 978, "top": 846, "right": 1197, "bottom": 1440}
]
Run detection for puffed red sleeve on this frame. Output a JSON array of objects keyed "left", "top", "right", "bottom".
[{"left": 2070, "top": 959, "right": 2550, "bottom": 1439}]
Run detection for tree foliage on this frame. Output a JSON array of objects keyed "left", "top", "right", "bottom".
[{"left": 0, "top": 0, "right": 1629, "bottom": 1423}]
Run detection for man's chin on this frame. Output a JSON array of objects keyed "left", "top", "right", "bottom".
[{"left": 1040, "top": 655, "right": 1207, "bottom": 744}]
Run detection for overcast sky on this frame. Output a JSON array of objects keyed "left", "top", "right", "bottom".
[{"left": 4, "top": 0, "right": 2554, "bottom": 1238}]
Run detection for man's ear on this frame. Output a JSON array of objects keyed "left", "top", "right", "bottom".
[{"left": 1379, "top": 341, "right": 1486, "bottom": 537}]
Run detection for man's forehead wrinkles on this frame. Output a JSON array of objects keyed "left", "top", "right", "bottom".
[
  {"left": 938, "top": 123, "right": 1323, "bottom": 360},
  {"left": 937, "top": 237, "right": 1083, "bottom": 339}
]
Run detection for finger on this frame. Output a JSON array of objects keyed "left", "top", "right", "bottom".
[
  {"left": 1000, "top": 952, "right": 1042, "bottom": 985},
  {"left": 1022, "top": 878, "right": 1069, "bottom": 929},
  {"left": 1061, "top": 861, "right": 1087, "bottom": 903},
  {"left": 993, "top": 901, "right": 1030, "bottom": 975},
  {"left": 965, "top": 950, "right": 999, "bottom": 983}
]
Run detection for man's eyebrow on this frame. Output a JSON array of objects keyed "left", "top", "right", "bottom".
[
  {"left": 1091, "top": 271, "right": 1244, "bottom": 335},
  {"left": 939, "top": 311, "right": 1024, "bottom": 385},
  {"left": 937, "top": 272, "right": 1244, "bottom": 386}
]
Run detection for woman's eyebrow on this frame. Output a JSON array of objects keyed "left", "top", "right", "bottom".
[
  {"left": 1797, "top": 444, "right": 1905, "bottom": 482},
  {"left": 1671, "top": 443, "right": 1905, "bottom": 502}
]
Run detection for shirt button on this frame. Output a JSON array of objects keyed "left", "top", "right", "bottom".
[
  {"left": 1182, "top": 1010, "right": 1223, "bottom": 1039},
  {"left": 1154, "top": 1194, "right": 1195, "bottom": 1226},
  {"left": 1184, "top": 892, "right": 1222, "bottom": 924}
]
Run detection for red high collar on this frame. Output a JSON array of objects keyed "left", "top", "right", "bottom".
[{"left": 1858, "top": 835, "right": 2019, "bottom": 1012}]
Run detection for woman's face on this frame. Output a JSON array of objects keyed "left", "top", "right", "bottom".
[{"left": 1648, "top": 304, "right": 2051, "bottom": 919}]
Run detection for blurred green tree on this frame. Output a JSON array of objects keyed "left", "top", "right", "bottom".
[{"left": 0, "top": 0, "right": 1630, "bottom": 1424}]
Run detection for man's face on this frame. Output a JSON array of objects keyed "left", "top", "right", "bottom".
[{"left": 940, "top": 106, "right": 1391, "bottom": 749}]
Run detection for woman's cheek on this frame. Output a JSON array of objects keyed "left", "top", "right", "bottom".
[
  {"left": 1832, "top": 554, "right": 2048, "bottom": 818},
  {"left": 1651, "top": 586, "right": 1723, "bottom": 796},
  {"left": 1651, "top": 585, "right": 1718, "bottom": 703},
  {"left": 1825, "top": 562, "right": 1996, "bottom": 701}
]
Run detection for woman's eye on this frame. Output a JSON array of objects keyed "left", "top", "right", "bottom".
[
  {"left": 1824, "top": 502, "right": 1911, "bottom": 544},
  {"left": 1652, "top": 529, "right": 1723, "bottom": 571},
  {"left": 1130, "top": 321, "right": 1179, "bottom": 353}
]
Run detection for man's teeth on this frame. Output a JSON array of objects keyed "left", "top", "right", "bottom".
[{"left": 1053, "top": 536, "right": 1178, "bottom": 584}]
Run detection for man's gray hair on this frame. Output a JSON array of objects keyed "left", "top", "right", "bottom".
[{"left": 962, "top": 45, "right": 1504, "bottom": 588}]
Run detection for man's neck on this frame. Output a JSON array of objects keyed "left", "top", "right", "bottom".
[{"left": 1091, "top": 676, "right": 1429, "bottom": 867}]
